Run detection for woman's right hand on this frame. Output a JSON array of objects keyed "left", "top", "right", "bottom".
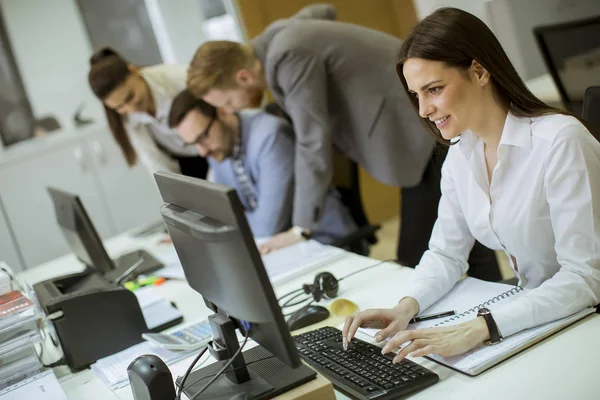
[{"left": 341, "top": 297, "right": 419, "bottom": 350}]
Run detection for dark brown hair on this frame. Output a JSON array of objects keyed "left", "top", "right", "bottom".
[
  {"left": 396, "top": 7, "right": 581, "bottom": 145},
  {"left": 88, "top": 47, "right": 137, "bottom": 166},
  {"left": 168, "top": 89, "right": 217, "bottom": 129}
]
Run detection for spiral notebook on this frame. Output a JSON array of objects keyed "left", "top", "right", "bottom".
[{"left": 359, "top": 277, "right": 595, "bottom": 376}]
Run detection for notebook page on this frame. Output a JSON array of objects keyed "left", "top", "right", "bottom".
[
  {"left": 412, "top": 278, "right": 517, "bottom": 329},
  {"left": 360, "top": 277, "right": 518, "bottom": 336},
  {"left": 427, "top": 307, "right": 594, "bottom": 375},
  {"left": 358, "top": 276, "right": 594, "bottom": 375}
]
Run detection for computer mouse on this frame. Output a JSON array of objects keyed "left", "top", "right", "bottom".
[
  {"left": 287, "top": 305, "right": 330, "bottom": 331},
  {"left": 330, "top": 298, "right": 358, "bottom": 317}
]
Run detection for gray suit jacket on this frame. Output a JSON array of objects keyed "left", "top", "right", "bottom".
[{"left": 252, "top": 6, "right": 434, "bottom": 229}]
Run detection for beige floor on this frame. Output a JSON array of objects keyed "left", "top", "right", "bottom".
[{"left": 368, "top": 216, "right": 515, "bottom": 280}]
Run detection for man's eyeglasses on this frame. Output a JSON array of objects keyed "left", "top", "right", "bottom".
[{"left": 184, "top": 117, "right": 215, "bottom": 146}]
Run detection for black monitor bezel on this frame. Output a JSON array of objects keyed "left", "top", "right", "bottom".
[
  {"left": 47, "top": 187, "right": 115, "bottom": 274},
  {"left": 154, "top": 171, "right": 301, "bottom": 369}
]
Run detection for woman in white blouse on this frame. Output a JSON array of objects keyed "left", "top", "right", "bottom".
[
  {"left": 343, "top": 7, "right": 600, "bottom": 362},
  {"left": 88, "top": 47, "right": 208, "bottom": 178}
]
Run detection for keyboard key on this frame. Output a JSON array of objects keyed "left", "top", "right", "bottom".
[{"left": 294, "top": 327, "right": 439, "bottom": 400}]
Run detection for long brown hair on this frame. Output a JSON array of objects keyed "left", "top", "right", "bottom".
[
  {"left": 88, "top": 47, "right": 137, "bottom": 166},
  {"left": 396, "top": 7, "right": 584, "bottom": 145}
]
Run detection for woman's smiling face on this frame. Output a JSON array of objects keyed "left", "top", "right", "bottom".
[{"left": 403, "top": 57, "right": 485, "bottom": 140}]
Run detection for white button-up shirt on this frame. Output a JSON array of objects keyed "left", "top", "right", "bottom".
[
  {"left": 125, "top": 64, "right": 199, "bottom": 175},
  {"left": 403, "top": 113, "right": 600, "bottom": 338}
]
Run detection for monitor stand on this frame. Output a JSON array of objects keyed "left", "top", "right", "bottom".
[{"left": 178, "top": 314, "right": 316, "bottom": 400}]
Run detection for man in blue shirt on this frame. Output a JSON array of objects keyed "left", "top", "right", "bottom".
[{"left": 168, "top": 90, "right": 357, "bottom": 243}]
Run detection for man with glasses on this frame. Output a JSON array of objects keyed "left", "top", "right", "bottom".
[{"left": 168, "top": 89, "right": 358, "bottom": 241}]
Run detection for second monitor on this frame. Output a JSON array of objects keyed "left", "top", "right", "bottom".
[
  {"left": 154, "top": 171, "right": 316, "bottom": 399},
  {"left": 47, "top": 187, "right": 163, "bottom": 286}
]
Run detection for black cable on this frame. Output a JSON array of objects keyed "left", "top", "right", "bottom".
[
  {"left": 277, "top": 288, "right": 304, "bottom": 302},
  {"left": 175, "top": 345, "right": 209, "bottom": 400},
  {"left": 49, "top": 332, "right": 59, "bottom": 347},
  {"left": 0, "top": 265, "right": 14, "bottom": 282},
  {"left": 43, "top": 357, "right": 67, "bottom": 368},
  {"left": 281, "top": 291, "right": 311, "bottom": 308},
  {"left": 276, "top": 259, "right": 398, "bottom": 316},
  {"left": 338, "top": 259, "right": 397, "bottom": 282},
  {"left": 35, "top": 342, "right": 44, "bottom": 361},
  {"left": 37, "top": 319, "right": 63, "bottom": 367},
  {"left": 182, "top": 354, "right": 277, "bottom": 392},
  {"left": 189, "top": 329, "right": 251, "bottom": 400},
  {"left": 282, "top": 296, "right": 311, "bottom": 311}
]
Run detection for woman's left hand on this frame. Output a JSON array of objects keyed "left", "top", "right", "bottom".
[{"left": 382, "top": 317, "right": 491, "bottom": 363}]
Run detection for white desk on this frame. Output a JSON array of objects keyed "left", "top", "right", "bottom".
[{"left": 20, "top": 231, "right": 600, "bottom": 400}]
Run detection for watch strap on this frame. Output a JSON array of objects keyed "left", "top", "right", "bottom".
[
  {"left": 291, "top": 226, "right": 311, "bottom": 240},
  {"left": 478, "top": 308, "right": 502, "bottom": 345}
]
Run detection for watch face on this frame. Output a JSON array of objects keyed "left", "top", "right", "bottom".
[{"left": 478, "top": 307, "right": 491, "bottom": 316}]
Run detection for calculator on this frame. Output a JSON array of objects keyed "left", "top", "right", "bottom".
[{"left": 142, "top": 319, "right": 212, "bottom": 351}]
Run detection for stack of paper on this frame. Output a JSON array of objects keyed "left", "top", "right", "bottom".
[
  {"left": 0, "top": 370, "right": 67, "bottom": 400},
  {"left": 133, "top": 287, "right": 183, "bottom": 330},
  {"left": 262, "top": 240, "right": 346, "bottom": 284},
  {"left": 0, "top": 285, "right": 43, "bottom": 388},
  {"left": 153, "top": 240, "right": 346, "bottom": 285},
  {"left": 91, "top": 341, "right": 195, "bottom": 390}
]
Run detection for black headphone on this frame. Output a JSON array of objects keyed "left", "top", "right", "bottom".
[{"left": 302, "top": 272, "right": 339, "bottom": 302}]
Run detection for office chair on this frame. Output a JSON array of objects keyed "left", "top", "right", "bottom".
[
  {"left": 534, "top": 16, "right": 600, "bottom": 114},
  {"left": 582, "top": 86, "right": 600, "bottom": 140},
  {"left": 264, "top": 102, "right": 380, "bottom": 256},
  {"left": 328, "top": 151, "right": 381, "bottom": 256},
  {"left": 583, "top": 86, "right": 600, "bottom": 124}
]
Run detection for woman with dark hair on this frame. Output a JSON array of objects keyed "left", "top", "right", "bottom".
[
  {"left": 344, "top": 8, "right": 600, "bottom": 361},
  {"left": 88, "top": 47, "right": 208, "bottom": 178}
]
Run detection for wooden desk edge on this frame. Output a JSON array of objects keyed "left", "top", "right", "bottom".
[{"left": 273, "top": 363, "right": 335, "bottom": 400}]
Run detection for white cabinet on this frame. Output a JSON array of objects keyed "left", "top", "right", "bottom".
[
  {"left": 83, "top": 129, "right": 163, "bottom": 234},
  {"left": 0, "top": 199, "right": 23, "bottom": 272},
  {"left": 0, "top": 124, "right": 164, "bottom": 270},
  {"left": 0, "top": 133, "right": 113, "bottom": 268}
]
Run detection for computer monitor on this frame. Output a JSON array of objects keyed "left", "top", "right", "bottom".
[
  {"left": 47, "top": 187, "right": 162, "bottom": 283},
  {"left": 48, "top": 187, "right": 115, "bottom": 274},
  {"left": 154, "top": 171, "right": 315, "bottom": 399}
]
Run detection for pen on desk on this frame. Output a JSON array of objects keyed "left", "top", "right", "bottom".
[
  {"left": 410, "top": 310, "right": 456, "bottom": 324},
  {"left": 115, "top": 258, "right": 145, "bottom": 285}
]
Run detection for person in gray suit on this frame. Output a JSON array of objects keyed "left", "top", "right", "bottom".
[
  {"left": 168, "top": 89, "right": 358, "bottom": 244},
  {"left": 187, "top": 4, "right": 501, "bottom": 280}
]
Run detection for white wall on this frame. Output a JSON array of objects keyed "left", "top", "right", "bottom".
[
  {"left": 150, "top": 0, "right": 207, "bottom": 65},
  {"left": 0, "top": 0, "right": 248, "bottom": 138},
  {"left": 413, "top": 0, "right": 600, "bottom": 81},
  {"left": 1, "top": 0, "right": 104, "bottom": 131},
  {"left": 148, "top": 0, "right": 244, "bottom": 65},
  {"left": 485, "top": 0, "right": 600, "bottom": 80},
  {"left": 413, "top": 0, "right": 490, "bottom": 24}
]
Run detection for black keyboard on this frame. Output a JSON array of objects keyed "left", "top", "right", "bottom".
[{"left": 294, "top": 327, "right": 438, "bottom": 399}]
